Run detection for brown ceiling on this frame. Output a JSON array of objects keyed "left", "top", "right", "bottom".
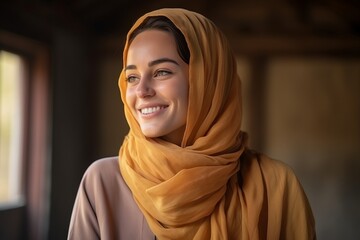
[
  {"left": 1, "top": 0, "right": 359, "bottom": 56},
  {"left": 1, "top": 0, "right": 359, "bottom": 37}
]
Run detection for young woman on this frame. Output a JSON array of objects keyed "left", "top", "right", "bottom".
[{"left": 68, "top": 8, "right": 316, "bottom": 240}]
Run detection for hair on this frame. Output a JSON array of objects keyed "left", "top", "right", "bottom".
[{"left": 129, "top": 16, "right": 190, "bottom": 64}]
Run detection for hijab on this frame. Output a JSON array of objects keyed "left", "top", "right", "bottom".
[
  {"left": 118, "top": 8, "right": 246, "bottom": 239},
  {"left": 118, "top": 8, "right": 315, "bottom": 240}
]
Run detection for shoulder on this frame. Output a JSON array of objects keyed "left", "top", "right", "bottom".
[
  {"left": 240, "top": 150, "right": 305, "bottom": 197},
  {"left": 77, "top": 156, "right": 133, "bottom": 208},
  {"left": 240, "top": 151, "right": 316, "bottom": 238},
  {"left": 241, "top": 150, "right": 296, "bottom": 181},
  {"left": 79, "top": 156, "right": 128, "bottom": 196},
  {"left": 82, "top": 156, "right": 120, "bottom": 181},
  {"left": 256, "top": 155, "right": 316, "bottom": 239},
  {"left": 248, "top": 150, "right": 298, "bottom": 181},
  {"left": 69, "top": 156, "right": 147, "bottom": 239},
  {"left": 258, "top": 154, "right": 297, "bottom": 181},
  {"left": 85, "top": 156, "right": 119, "bottom": 174},
  {"left": 259, "top": 153, "right": 303, "bottom": 194}
]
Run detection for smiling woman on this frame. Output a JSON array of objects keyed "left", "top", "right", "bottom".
[{"left": 68, "top": 8, "right": 316, "bottom": 240}]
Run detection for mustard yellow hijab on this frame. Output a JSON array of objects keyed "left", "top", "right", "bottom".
[{"left": 119, "top": 8, "right": 316, "bottom": 240}]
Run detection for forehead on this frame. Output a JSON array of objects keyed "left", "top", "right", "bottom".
[{"left": 127, "top": 30, "right": 178, "bottom": 62}]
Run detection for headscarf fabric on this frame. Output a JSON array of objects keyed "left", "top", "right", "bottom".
[
  {"left": 118, "top": 8, "right": 246, "bottom": 239},
  {"left": 118, "top": 8, "right": 315, "bottom": 240}
]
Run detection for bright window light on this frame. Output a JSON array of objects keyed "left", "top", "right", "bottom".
[{"left": 0, "top": 50, "right": 26, "bottom": 207}]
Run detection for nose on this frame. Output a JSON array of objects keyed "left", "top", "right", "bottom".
[{"left": 136, "top": 77, "right": 155, "bottom": 98}]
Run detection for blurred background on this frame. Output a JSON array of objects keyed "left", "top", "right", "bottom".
[{"left": 0, "top": 0, "right": 359, "bottom": 239}]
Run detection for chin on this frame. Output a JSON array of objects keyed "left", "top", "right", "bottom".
[{"left": 141, "top": 129, "right": 161, "bottom": 139}]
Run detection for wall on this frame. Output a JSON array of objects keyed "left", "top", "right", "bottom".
[
  {"left": 48, "top": 29, "right": 97, "bottom": 240},
  {"left": 263, "top": 57, "right": 360, "bottom": 239},
  {"left": 97, "top": 49, "right": 128, "bottom": 157},
  {"left": 236, "top": 56, "right": 360, "bottom": 239}
]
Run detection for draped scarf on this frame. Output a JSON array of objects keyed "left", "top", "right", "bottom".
[{"left": 118, "top": 8, "right": 250, "bottom": 239}]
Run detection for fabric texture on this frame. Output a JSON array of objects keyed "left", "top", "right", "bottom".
[
  {"left": 118, "top": 8, "right": 316, "bottom": 240},
  {"left": 67, "top": 157, "right": 154, "bottom": 240}
]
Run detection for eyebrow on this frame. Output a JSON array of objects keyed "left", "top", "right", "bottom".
[{"left": 125, "top": 57, "right": 179, "bottom": 71}]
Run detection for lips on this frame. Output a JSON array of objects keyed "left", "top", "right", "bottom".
[{"left": 139, "top": 105, "right": 168, "bottom": 115}]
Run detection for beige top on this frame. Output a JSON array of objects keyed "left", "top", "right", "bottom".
[{"left": 67, "top": 157, "right": 154, "bottom": 240}]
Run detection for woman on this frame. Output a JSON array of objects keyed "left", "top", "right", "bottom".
[{"left": 68, "top": 8, "right": 316, "bottom": 240}]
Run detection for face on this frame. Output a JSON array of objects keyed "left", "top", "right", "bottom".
[{"left": 125, "top": 30, "right": 189, "bottom": 145}]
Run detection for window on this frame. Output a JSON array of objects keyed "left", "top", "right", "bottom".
[
  {"left": 0, "top": 50, "right": 26, "bottom": 208},
  {"left": 0, "top": 31, "right": 50, "bottom": 239}
]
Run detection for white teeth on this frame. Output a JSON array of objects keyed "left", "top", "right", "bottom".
[{"left": 140, "top": 106, "right": 162, "bottom": 115}]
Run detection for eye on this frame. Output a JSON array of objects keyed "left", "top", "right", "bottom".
[
  {"left": 154, "top": 70, "right": 171, "bottom": 78},
  {"left": 126, "top": 75, "right": 139, "bottom": 84}
]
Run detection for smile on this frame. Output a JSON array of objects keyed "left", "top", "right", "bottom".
[{"left": 140, "top": 106, "right": 167, "bottom": 115}]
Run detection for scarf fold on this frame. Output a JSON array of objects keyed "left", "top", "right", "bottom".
[{"left": 119, "top": 8, "right": 247, "bottom": 239}]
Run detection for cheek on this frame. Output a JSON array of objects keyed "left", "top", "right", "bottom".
[{"left": 125, "top": 89, "right": 136, "bottom": 111}]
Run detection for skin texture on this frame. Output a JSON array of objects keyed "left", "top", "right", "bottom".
[{"left": 125, "top": 30, "right": 189, "bottom": 145}]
